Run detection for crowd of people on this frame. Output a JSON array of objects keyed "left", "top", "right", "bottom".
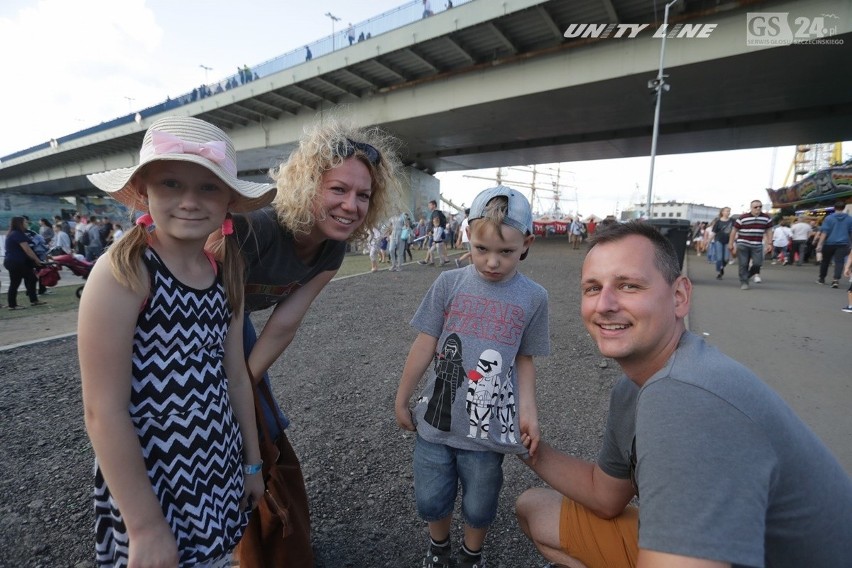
[
  {"left": 691, "top": 200, "right": 852, "bottom": 310},
  {"left": 4, "top": 112, "right": 851, "bottom": 567},
  {"left": 1, "top": 213, "right": 125, "bottom": 310}
]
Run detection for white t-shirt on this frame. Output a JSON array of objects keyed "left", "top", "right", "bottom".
[
  {"left": 459, "top": 218, "right": 470, "bottom": 244},
  {"left": 790, "top": 221, "right": 812, "bottom": 241},
  {"left": 772, "top": 226, "right": 792, "bottom": 247}
]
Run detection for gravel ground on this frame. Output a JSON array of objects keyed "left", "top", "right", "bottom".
[{"left": 0, "top": 237, "right": 618, "bottom": 567}]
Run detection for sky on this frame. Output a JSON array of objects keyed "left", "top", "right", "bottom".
[{"left": 1, "top": 0, "right": 849, "bottom": 219}]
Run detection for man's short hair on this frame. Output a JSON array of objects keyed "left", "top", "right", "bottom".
[
  {"left": 835, "top": 200, "right": 847, "bottom": 211},
  {"left": 587, "top": 221, "right": 681, "bottom": 284},
  {"left": 429, "top": 200, "right": 438, "bottom": 207}
]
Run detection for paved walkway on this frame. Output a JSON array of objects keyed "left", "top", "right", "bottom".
[{"left": 685, "top": 252, "right": 851, "bottom": 474}]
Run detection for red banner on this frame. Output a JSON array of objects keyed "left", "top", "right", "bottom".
[{"left": 533, "top": 219, "right": 568, "bottom": 235}]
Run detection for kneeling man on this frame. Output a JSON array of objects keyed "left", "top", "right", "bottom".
[{"left": 516, "top": 221, "right": 852, "bottom": 568}]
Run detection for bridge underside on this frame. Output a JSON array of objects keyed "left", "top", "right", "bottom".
[
  {"left": 2, "top": 0, "right": 850, "bottom": 197},
  {"left": 393, "top": 31, "right": 852, "bottom": 173}
]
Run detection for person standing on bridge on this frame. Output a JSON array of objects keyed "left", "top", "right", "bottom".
[{"left": 516, "top": 221, "right": 852, "bottom": 568}]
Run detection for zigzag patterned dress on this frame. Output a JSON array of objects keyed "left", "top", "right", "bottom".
[{"left": 93, "top": 248, "right": 248, "bottom": 567}]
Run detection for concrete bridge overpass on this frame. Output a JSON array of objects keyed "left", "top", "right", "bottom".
[{"left": 1, "top": 0, "right": 850, "bottom": 198}]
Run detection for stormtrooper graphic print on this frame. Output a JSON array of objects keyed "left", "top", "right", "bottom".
[{"left": 409, "top": 265, "right": 550, "bottom": 455}]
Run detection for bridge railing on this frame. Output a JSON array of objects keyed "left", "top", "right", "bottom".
[{"left": 1, "top": 0, "right": 472, "bottom": 164}]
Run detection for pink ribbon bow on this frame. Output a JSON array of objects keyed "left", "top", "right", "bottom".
[{"left": 141, "top": 130, "right": 236, "bottom": 176}]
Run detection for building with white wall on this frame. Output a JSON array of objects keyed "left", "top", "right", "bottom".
[{"left": 621, "top": 201, "right": 722, "bottom": 223}]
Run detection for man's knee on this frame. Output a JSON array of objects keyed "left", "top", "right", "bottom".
[{"left": 515, "top": 487, "right": 560, "bottom": 538}]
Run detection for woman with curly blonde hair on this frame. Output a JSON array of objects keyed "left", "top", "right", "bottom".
[{"left": 231, "top": 115, "right": 403, "bottom": 558}]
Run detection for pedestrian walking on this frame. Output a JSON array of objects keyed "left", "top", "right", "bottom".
[
  {"left": 815, "top": 200, "right": 852, "bottom": 288},
  {"left": 789, "top": 216, "right": 813, "bottom": 265},
  {"left": 4, "top": 216, "right": 47, "bottom": 310},
  {"left": 729, "top": 200, "right": 773, "bottom": 290},
  {"left": 709, "top": 206, "right": 733, "bottom": 278}
]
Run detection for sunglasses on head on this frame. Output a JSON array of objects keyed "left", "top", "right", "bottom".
[{"left": 336, "top": 138, "right": 381, "bottom": 166}]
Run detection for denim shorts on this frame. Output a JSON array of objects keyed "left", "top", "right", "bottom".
[{"left": 413, "top": 435, "right": 504, "bottom": 528}]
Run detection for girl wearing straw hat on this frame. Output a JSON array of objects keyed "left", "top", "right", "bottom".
[{"left": 79, "top": 116, "right": 275, "bottom": 567}]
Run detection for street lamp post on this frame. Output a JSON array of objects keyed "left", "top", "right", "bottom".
[
  {"left": 123, "top": 96, "right": 135, "bottom": 113},
  {"left": 199, "top": 64, "right": 212, "bottom": 84},
  {"left": 325, "top": 12, "right": 341, "bottom": 51},
  {"left": 646, "top": 0, "right": 679, "bottom": 220}
]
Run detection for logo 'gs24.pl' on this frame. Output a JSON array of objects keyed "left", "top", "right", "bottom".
[{"left": 746, "top": 12, "right": 842, "bottom": 45}]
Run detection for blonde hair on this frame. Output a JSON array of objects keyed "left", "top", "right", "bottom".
[
  {"left": 269, "top": 114, "right": 403, "bottom": 242},
  {"left": 470, "top": 196, "right": 510, "bottom": 240},
  {"left": 108, "top": 167, "right": 245, "bottom": 311}
]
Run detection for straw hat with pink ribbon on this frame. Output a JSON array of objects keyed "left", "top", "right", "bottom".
[{"left": 87, "top": 116, "right": 276, "bottom": 213}]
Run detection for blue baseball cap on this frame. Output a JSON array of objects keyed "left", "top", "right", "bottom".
[{"left": 469, "top": 185, "right": 533, "bottom": 235}]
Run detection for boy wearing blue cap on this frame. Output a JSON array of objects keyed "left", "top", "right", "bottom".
[{"left": 395, "top": 186, "right": 551, "bottom": 568}]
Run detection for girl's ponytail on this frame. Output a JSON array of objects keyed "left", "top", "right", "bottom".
[
  {"left": 109, "top": 220, "right": 151, "bottom": 296},
  {"left": 207, "top": 229, "right": 245, "bottom": 313}
]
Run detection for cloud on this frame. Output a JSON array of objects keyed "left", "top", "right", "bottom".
[{"left": 0, "top": 0, "right": 162, "bottom": 154}]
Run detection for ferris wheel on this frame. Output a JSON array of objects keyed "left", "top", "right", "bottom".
[{"left": 783, "top": 142, "right": 843, "bottom": 186}]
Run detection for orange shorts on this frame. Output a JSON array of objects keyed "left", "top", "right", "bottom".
[{"left": 559, "top": 497, "right": 639, "bottom": 568}]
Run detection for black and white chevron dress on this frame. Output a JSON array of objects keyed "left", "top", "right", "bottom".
[{"left": 93, "top": 248, "right": 248, "bottom": 567}]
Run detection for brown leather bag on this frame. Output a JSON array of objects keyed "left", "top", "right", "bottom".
[{"left": 235, "top": 380, "right": 314, "bottom": 567}]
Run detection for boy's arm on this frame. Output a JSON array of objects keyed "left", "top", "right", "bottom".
[
  {"left": 515, "top": 355, "right": 540, "bottom": 457},
  {"left": 223, "top": 306, "right": 264, "bottom": 510},
  {"left": 395, "top": 332, "right": 438, "bottom": 431}
]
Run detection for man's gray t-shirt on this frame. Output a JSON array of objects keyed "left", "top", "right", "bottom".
[
  {"left": 410, "top": 265, "right": 550, "bottom": 455},
  {"left": 599, "top": 332, "right": 852, "bottom": 567}
]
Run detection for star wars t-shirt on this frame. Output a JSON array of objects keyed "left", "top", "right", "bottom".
[{"left": 410, "top": 265, "right": 550, "bottom": 455}]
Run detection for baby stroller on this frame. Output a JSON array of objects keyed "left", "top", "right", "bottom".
[
  {"left": 36, "top": 261, "right": 61, "bottom": 291},
  {"left": 49, "top": 254, "right": 95, "bottom": 299}
]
